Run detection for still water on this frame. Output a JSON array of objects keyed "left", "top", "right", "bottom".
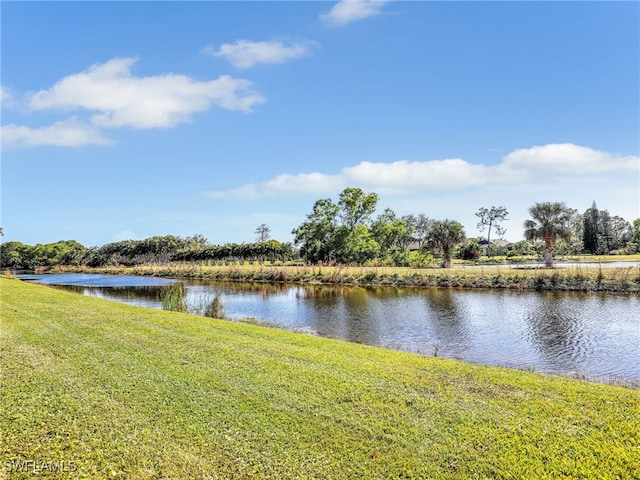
[{"left": 21, "top": 274, "right": 640, "bottom": 384}]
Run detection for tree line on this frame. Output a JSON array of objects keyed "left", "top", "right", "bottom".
[
  {"left": 291, "top": 188, "right": 638, "bottom": 268},
  {"left": 290, "top": 187, "right": 457, "bottom": 266},
  {"left": 1, "top": 188, "right": 638, "bottom": 270},
  {"left": 0, "top": 236, "right": 294, "bottom": 270}
]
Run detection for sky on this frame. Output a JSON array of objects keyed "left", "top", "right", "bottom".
[{"left": 1, "top": 0, "right": 639, "bottom": 247}]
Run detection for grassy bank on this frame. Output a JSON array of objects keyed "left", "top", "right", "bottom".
[
  {"left": 50, "top": 262, "right": 640, "bottom": 293},
  {"left": 1, "top": 277, "right": 639, "bottom": 479},
  {"left": 462, "top": 253, "right": 640, "bottom": 265}
]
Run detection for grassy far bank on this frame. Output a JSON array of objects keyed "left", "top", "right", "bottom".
[
  {"left": 49, "top": 261, "right": 640, "bottom": 293},
  {"left": 460, "top": 253, "right": 640, "bottom": 264},
  {"left": 1, "top": 278, "right": 639, "bottom": 479}
]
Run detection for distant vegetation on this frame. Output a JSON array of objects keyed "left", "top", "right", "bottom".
[
  {"left": 0, "top": 236, "right": 295, "bottom": 270},
  {"left": 1, "top": 188, "right": 638, "bottom": 270}
]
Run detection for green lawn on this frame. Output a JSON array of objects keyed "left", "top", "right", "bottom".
[{"left": 1, "top": 277, "right": 638, "bottom": 479}]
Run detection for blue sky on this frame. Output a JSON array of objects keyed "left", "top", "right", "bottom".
[{"left": 1, "top": 1, "right": 638, "bottom": 247}]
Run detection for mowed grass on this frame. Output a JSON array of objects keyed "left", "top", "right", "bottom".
[{"left": 1, "top": 278, "right": 639, "bottom": 479}]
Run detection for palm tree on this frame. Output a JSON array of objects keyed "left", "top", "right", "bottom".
[
  {"left": 428, "top": 220, "right": 466, "bottom": 268},
  {"left": 523, "top": 202, "right": 572, "bottom": 268}
]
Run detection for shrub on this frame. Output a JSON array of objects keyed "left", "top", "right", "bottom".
[
  {"left": 457, "top": 239, "right": 481, "bottom": 260},
  {"left": 161, "top": 284, "right": 188, "bottom": 312},
  {"left": 408, "top": 251, "right": 434, "bottom": 268},
  {"left": 202, "top": 291, "right": 225, "bottom": 319}
]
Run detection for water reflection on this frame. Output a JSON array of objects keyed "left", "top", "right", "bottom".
[
  {"left": 50, "top": 284, "right": 175, "bottom": 308},
  {"left": 524, "top": 293, "right": 586, "bottom": 370},
  {"left": 422, "top": 289, "right": 470, "bottom": 357},
  {"left": 523, "top": 293, "right": 637, "bottom": 380},
  {"left": 21, "top": 274, "right": 640, "bottom": 383}
]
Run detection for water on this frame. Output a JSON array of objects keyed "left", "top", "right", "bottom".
[
  {"left": 18, "top": 274, "right": 179, "bottom": 308},
  {"left": 18, "top": 273, "right": 178, "bottom": 288},
  {"left": 20, "top": 274, "right": 640, "bottom": 384}
]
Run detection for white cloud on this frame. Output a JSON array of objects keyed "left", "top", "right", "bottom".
[
  {"left": 1, "top": 118, "right": 113, "bottom": 150},
  {"left": 204, "top": 159, "right": 505, "bottom": 199},
  {"left": 504, "top": 143, "right": 638, "bottom": 174},
  {"left": 203, "top": 144, "right": 639, "bottom": 200},
  {"left": 342, "top": 159, "right": 499, "bottom": 192},
  {"left": 261, "top": 172, "right": 341, "bottom": 196},
  {"left": 1, "top": 85, "right": 13, "bottom": 108},
  {"left": 204, "top": 39, "right": 319, "bottom": 69},
  {"left": 28, "top": 57, "right": 266, "bottom": 129},
  {"left": 320, "top": 0, "right": 391, "bottom": 27}
]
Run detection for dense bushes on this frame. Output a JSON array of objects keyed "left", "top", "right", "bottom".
[
  {"left": 0, "top": 236, "right": 294, "bottom": 270},
  {"left": 0, "top": 240, "right": 85, "bottom": 270}
]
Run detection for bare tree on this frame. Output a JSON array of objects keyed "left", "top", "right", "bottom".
[
  {"left": 476, "top": 206, "right": 509, "bottom": 244},
  {"left": 255, "top": 224, "right": 271, "bottom": 243}
]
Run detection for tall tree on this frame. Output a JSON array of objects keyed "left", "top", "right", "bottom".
[
  {"left": 341, "top": 224, "right": 379, "bottom": 264},
  {"left": 475, "top": 206, "right": 509, "bottom": 244},
  {"left": 631, "top": 218, "right": 640, "bottom": 245},
  {"left": 583, "top": 201, "right": 631, "bottom": 254},
  {"left": 582, "top": 201, "right": 599, "bottom": 254},
  {"left": 427, "top": 220, "right": 466, "bottom": 268},
  {"left": 403, "top": 213, "right": 432, "bottom": 250},
  {"left": 609, "top": 216, "right": 631, "bottom": 251},
  {"left": 371, "top": 208, "right": 409, "bottom": 258},
  {"left": 292, "top": 188, "right": 380, "bottom": 264},
  {"left": 567, "top": 208, "right": 584, "bottom": 254},
  {"left": 396, "top": 215, "right": 417, "bottom": 251},
  {"left": 596, "top": 210, "right": 613, "bottom": 254},
  {"left": 255, "top": 224, "right": 271, "bottom": 243},
  {"left": 523, "top": 202, "right": 572, "bottom": 267},
  {"left": 292, "top": 198, "right": 340, "bottom": 263},
  {"left": 337, "top": 187, "right": 378, "bottom": 231},
  {"left": 628, "top": 218, "right": 640, "bottom": 253}
]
